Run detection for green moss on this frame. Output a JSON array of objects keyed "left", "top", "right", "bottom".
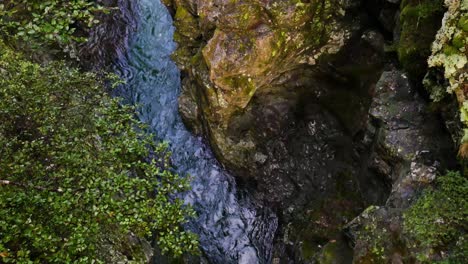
[
  {"left": 218, "top": 75, "right": 257, "bottom": 109},
  {"left": 318, "top": 242, "right": 339, "bottom": 264},
  {"left": 317, "top": 238, "right": 353, "bottom": 264},
  {"left": 404, "top": 171, "right": 468, "bottom": 262},
  {"left": 302, "top": 240, "right": 317, "bottom": 260},
  {"left": 175, "top": 5, "right": 191, "bottom": 20},
  {"left": 398, "top": 0, "right": 445, "bottom": 79},
  {"left": 230, "top": 4, "right": 263, "bottom": 29},
  {"left": 458, "top": 14, "right": 468, "bottom": 31},
  {"left": 173, "top": 5, "right": 198, "bottom": 39},
  {"left": 451, "top": 32, "right": 466, "bottom": 49},
  {"left": 400, "top": 0, "right": 444, "bottom": 18},
  {"left": 358, "top": 220, "right": 389, "bottom": 259},
  {"left": 288, "top": 171, "right": 364, "bottom": 260},
  {"left": 443, "top": 45, "right": 461, "bottom": 55}
]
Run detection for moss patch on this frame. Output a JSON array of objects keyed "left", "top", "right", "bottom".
[
  {"left": 403, "top": 171, "right": 468, "bottom": 262},
  {"left": 398, "top": 0, "right": 445, "bottom": 79}
]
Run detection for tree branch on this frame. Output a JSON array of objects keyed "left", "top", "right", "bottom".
[{"left": 0, "top": 180, "right": 64, "bottom": 193}]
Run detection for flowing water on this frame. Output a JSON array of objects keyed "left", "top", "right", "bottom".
[{"left": 113, "top": 0, "right": 278, "bottom": 262}]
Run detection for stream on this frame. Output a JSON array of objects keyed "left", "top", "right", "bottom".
[{"left": 113, "top": 0, "right": 278, "bottom": 262}]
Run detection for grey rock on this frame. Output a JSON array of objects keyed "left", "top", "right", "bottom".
[{"left": 346, "top": 69, "right": 455, "bottom": 261}]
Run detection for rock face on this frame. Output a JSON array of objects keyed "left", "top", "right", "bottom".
[
  {"left": 164, "top": 0, "right": 459, "bottom": 261},
  {"left": 424, "top": 0, "right": 468, "bottom": 158},
  {"left": 397, "top": 0, "right": 445, "bottom": 79},
  {"left": 345, "top": 69, "right": 455, "bottom": 263},
  {"left": 167, "top": 0, "right": 385, "bottom": 201},
  {"left": 164, "top": 0, "right": 393, "bottom": 259}
]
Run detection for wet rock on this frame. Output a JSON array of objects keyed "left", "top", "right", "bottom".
[
  {"left": 368, "top": 69, "right": 454, "bottom": 206},
  {"left": 346, "top": 69, "right": 456, "bottom": 262},
  {"left": 364, "top": 0, "right": 400, "bottom": 35},
  {"left": 98, "top": 233, "right": 153, "bottom": 264},
  {"left": 397, "top": 0, "right": 445, "bottom": 80},
  {"left": 378, "top": 6, "right": 399, "bottom": 34},
  {"left": 80, "top": 0, "right": 138, "bottom": 70},
  {"left": 164, "top": 0, "right": 396, "bottom": 261},
  {"left": 160, "top": 0, "right": 463, "bottom": 261},
  {"left": 167, "top": 0, "right": 386, "bottom": 206}
]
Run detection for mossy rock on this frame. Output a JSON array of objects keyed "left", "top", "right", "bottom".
[
  {"left": 398, "top": 0, "right": 445, "bottom": 80},
  {"left": 287, "top": 171, "right": 365, "bottom": 261},
  {"left": 317, "top": 237, "right": 353, "bottom": 264},
  {"left": 403, "top": 171, "right": 468, "bottom": 262},
  {"left": 459, "top": 13, "right": 468, "bottom": 31},
  {"left": 452, "top": 31, "right": 467, "bottom": 49}
]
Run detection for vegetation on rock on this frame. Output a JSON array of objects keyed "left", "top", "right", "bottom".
[
  {"left": 424, "top": 0, "right": 468, "bottom": 158},
  {"left": 404, "top": 171, "right": 467, "bottom": 262},
  {"left": 398, "top": 0, "right": 445, "bottom": 79}
]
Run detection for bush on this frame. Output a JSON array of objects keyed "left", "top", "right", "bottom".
[
  {"left": 0, "top": 0, "right": 107, "bottom": 53},
  {"left": 0, "top": 41, "right": 198, "bottom": 262}
]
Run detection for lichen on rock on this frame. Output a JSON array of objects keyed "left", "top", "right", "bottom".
[{"left": 424, "top": 0, "right": 468, "bottom": 157}]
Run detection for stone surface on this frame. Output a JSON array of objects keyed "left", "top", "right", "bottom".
[
  {"left": 166, "top": 0, "right": 387, "bottom": 261},
  {"left": 167, "top": 0, "right": 386, "bottom": 207},
  {"left": 345, "top": 69, "right": 455, "bottom": 262},
  {"left": 397, "top": 0, "right": 445, "bottom": 79},
  {"left": 165, "top": 0, "right": 458, "bottom": 262}
]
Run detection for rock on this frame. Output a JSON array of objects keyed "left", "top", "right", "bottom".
[
  {"left": 345, "top": 69, "right": 456, "bottom": 262},
  {"left": 423, "top": 0, "right": 468, "bottom": 158},
  {"left": 98, "top": 233, "right": 153, "bottom": 263},
  {"left": 368, "top": 69, "right": 454, "bottom": 206},
  {"left": 168, "top": 0, "right": 386, "bottom": 205},
  {"left": 165, "top": 0, "right": 458, "bottom": 262},
  {"left": 364, "top": 0, "right": 400, "bottom": 34},
  {"left": 345, "top": 206, "right": 407, "bottom": 263},
  {"left": 379, "top": 6, "right": 399, "bottom": 33},
  {"left": 397, "top": 0, "right": 445, "bottom": 80},
  {"left": 80, "top": 0, "right": 138, "bottom": 71},
  {"left": 165, "top": 0, "right": 394, "bottom": 260}
]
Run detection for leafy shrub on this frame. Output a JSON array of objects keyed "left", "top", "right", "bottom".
[
  {"left": 0, "top": 41, "right": 198, "bottom": 262},
  {"left": 0, "top": 0, "right": 106, "bottom": 49},
  {"left": 404, "top": 171, "right": 467, "bottom": 262}
]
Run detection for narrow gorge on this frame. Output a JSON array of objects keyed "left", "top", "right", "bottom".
[
  {"left": 0, "top": 0, "right": 466, "bottom": 263},
  {"left": 116, "top": 0, "right": 466, "bottom": 262}
]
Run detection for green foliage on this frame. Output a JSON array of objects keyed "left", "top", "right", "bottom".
[
  {"left": 404, "top": 171, "right": 468, "bottom": 262},
  {"left": 0, "top": 41, "right": 199, "bottom": 262},
  {"left": 0, "top": 0, "right": 106, "bottom": 48}
]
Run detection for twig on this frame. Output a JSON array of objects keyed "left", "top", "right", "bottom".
[{"left": 0, "top": 179, "right": 64, "bottom": 193}]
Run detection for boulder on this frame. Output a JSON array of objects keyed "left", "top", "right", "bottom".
[{"left": 345, "top": 69, "right": 455, "bottom": 263}]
